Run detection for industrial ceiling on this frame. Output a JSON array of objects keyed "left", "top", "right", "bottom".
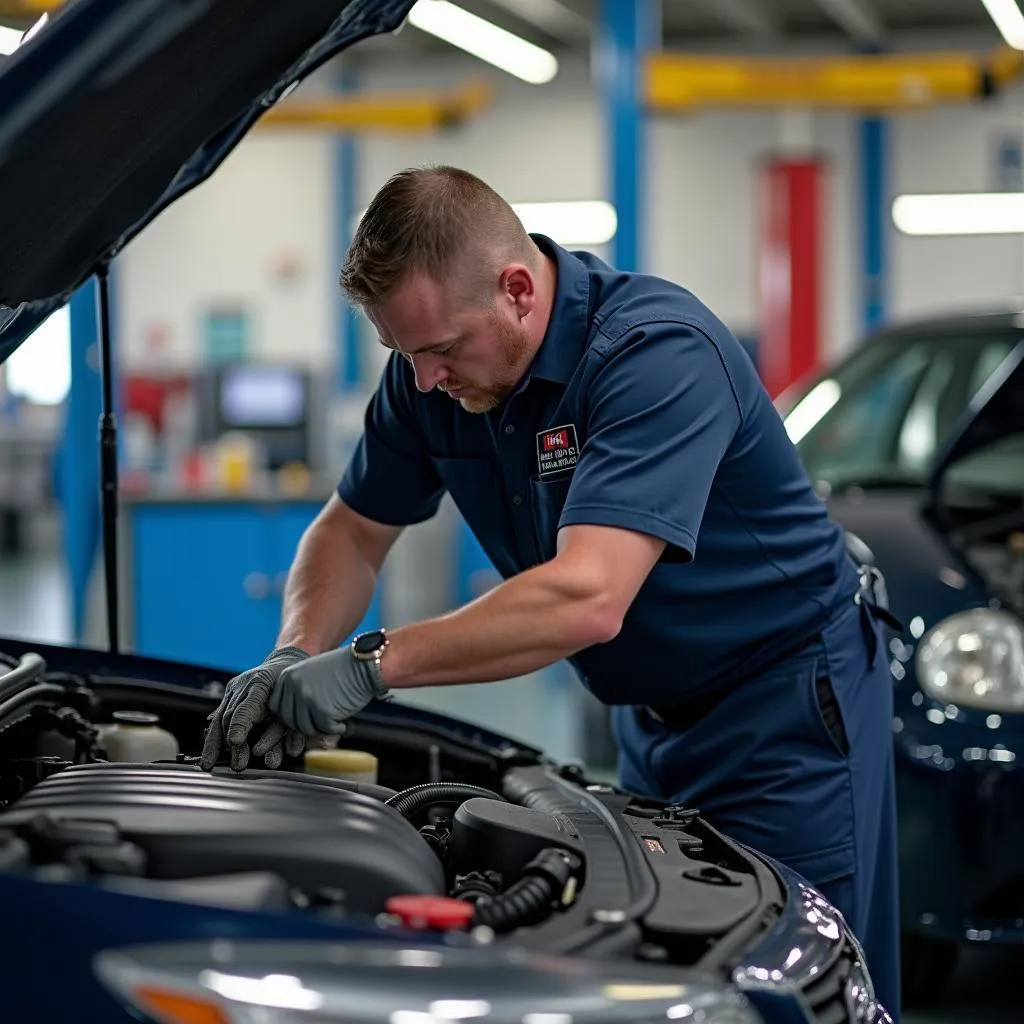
[{"left": 348, "top": 0, "right": 1011, "bottom": 59}]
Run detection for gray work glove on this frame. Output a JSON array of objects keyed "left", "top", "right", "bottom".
[
  {"left": 268, "top": 645, "right": 390, "bottom": 738},
  {"left": 201, "top": 646, "right": 312, "bottom": 772}
]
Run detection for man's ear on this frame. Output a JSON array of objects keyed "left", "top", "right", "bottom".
[{"left": 500, "top": 265, "right": 537, "bottom": 320}]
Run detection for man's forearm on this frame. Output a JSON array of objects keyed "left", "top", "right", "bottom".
[
  {"left": 381, "top": 559, "right": 617, "bottom": 688},
  {"left": 276, "top": 519, "right": 378, "bottom": 656}
]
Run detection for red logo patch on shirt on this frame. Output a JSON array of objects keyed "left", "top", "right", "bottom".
[{"left": 536, "top": 423, "right": 579, "bottom": 477}]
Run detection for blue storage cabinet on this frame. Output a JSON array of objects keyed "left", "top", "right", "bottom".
[{"left": 125, "top": 497, "right": 381, "bottom": 671}]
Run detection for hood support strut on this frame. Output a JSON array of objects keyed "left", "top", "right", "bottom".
[{"left": 95, "top": 263, "right": 119, "bottom": 654}]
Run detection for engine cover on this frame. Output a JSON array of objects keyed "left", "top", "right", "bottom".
[{"left": 0, "top": 762, "right": 444, "bottom": 913}]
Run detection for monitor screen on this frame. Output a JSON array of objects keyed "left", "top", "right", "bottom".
[{"left": 218, "top": 365, "right": 306, "bottom": 429}]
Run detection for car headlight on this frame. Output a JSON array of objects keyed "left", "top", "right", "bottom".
[
  {"left": 917, "top": 609, "right": 1024, "bottom": 711},
  {"left": 95, "top": 940, "right": 766, "bottom": 1024}
]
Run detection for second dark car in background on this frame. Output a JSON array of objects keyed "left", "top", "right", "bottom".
[{"left": 779, "top": 309, "right": 1024, "bottom": 1005}]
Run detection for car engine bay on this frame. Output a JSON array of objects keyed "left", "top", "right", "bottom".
[{"left": 0, "top": 638, "right": 788, "bottom": 967}]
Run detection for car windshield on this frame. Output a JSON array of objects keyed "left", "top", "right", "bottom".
[{"left": 782, "top": 329, "right": 1021, "bottom": 491}]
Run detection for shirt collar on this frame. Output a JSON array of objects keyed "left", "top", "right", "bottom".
[{"left": 524, "top": 233, "right": 591, "bottom": 386}]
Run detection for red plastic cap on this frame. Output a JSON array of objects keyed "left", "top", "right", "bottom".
[{"left": 385, "top": 894, "right": 476, "bottom": 931}]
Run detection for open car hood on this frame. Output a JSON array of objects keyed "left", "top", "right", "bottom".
[
  {"left": 928, "top": 336, "right": 1024, "bottom": 490},
  {"left": 0, "top": 0, "right": 414, "bottom": 361}
]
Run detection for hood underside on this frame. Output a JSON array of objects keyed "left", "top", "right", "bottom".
[
  {"left": 928, "top": 337, "right": 1024, "bottom": 490},
  {"left": 0, "top": 0, "right": 414, "bottom": 360}
]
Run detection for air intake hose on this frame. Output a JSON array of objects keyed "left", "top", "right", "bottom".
[
  {"left": 472, "top": 848, "right": 579, "bottom": 933},
  {"left": 384, "top": 782, "right": 506, "bottom": 820}
]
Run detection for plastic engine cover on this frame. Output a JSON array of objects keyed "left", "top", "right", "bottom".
[{"left": 0, "top": 762, "right": 444, "bottom": 913}]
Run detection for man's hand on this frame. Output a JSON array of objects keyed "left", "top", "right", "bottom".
[
  {"left": 268, "top": 645, "right": 389, "bottom": 737},
  {"left": 201, "top": 646, "right": 311, "bottom": 772}
]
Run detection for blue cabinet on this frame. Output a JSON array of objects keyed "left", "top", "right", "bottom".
[{"left": 127, "top": 498, "right": 381, "bottom": 672}]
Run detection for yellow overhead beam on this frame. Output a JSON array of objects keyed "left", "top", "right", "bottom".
[
  {"left": 645, "top": 45, "right": 1024, "bottom": 112},
  {"left": 255, "top": 79, "right": 494, "bottom": 133},
  {"left": 0, "top": 0, "right": 58, "bottom": 19}
]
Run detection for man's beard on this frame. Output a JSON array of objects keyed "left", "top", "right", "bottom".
[{"left": 446, "top": 314, "right": 530, "bottom": 414}]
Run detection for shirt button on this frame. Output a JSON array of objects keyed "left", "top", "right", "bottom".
[
  {"left": 504, "top": 424, "right": 515, "bottom": 435},
  {"left": 512, "top": 493, "right": 523, "bottom": 506}
]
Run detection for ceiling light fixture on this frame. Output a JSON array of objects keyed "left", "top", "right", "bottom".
[
  {"left": 892, "top": 192, "right": 1024, "bottom": 235},
  {"left": 352, "top": 200, "right": 616, "bottom": 247},
  {"left": 513, "top": 200, "right": 617, "bottom": 246},
  {"left": 979, "top": 0, "right": 1024, "bottom": 50},
  {"left": 407, "top": 0, "right": 558, "bottom": 84}
]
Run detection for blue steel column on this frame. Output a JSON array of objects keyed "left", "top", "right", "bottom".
[
  {"left": 331, "top": 64, "right": 383, "bottom": 633},
  {"left": 334, "top": 67, "right": 361, "bottom": 391},
  {"left": 860, "top": 115, "right": 888, "bottom": 333},
  {"left": 60, "top": 279, "right": 103, "bottom": 642},
  {"left": 597, "top": 0, "right": 656, "bottom": 273}
]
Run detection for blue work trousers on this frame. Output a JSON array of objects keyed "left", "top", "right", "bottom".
[{"left": 613, "top": 597, "right": 901, "bottom": 1020}]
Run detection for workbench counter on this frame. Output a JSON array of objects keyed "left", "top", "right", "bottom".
[{"left": 120, "top": 489, "right": 380, "bottom": 672}]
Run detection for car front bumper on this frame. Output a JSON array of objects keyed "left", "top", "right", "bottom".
[{"left": 894, "top": 691, "right": 1024, "bottom": 943}]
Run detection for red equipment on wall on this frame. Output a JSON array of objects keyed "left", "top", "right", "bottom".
[{"left": 757, "top": 158, "right": 825, "bottom": 399}]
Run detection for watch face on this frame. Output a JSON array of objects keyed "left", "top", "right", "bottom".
[{"left": 353, "top": 630, "right": 385, "bottom": 656}]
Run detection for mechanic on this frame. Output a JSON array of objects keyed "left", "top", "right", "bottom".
[{"left": 201, "top": 165, "right": 901, "bottom": 1017}]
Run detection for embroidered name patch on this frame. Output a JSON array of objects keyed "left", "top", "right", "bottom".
[{"left": 536, "top": 423, "right": 579, "bottom": 477}]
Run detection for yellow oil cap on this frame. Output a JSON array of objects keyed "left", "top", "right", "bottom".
[{"left": 304, "top": 748, "right": 378, "bottom": 782}]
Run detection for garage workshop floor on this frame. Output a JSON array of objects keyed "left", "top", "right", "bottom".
[{"left": 1, "top": 551, "right": 1018, "bottom": 1023}]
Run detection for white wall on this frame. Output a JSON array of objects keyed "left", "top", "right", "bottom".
[
  {"left": 118, "top": 131, "right": 337, "bottom": 369},
  {"left": 114, "top": 49, "right": 1024, "bottom": 373},
  {"left": 890, "top": 88, "right": 1024, "bottom": 320},
  {"left": 648, "top": 109, "right": 857, "bottom": 358}
]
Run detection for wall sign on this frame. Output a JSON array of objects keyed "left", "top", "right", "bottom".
[{"left": 202, "top": 306, "right": 249, "bottom": 364}]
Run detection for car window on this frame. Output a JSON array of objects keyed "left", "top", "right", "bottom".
[{"left": 786, "top": 331, "right": 1020, "bottom": 489}]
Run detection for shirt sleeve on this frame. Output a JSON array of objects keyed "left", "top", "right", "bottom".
[
  {"left": 337, "top": 352, "right": 445, "bottom": 527},
  {"left": 559, "top": 321, "right": 742, "bottom": 562}
]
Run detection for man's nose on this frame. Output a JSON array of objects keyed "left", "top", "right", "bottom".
[{"left": 411, "top": 355, "right": 446, "bottom": 393}]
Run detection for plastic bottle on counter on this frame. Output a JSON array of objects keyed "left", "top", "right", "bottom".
[
  {"left": 100, "top": 711, "right": 180, "bottom": 762},
  {"left": 303, "top": 748, "right": 378, "bottom": 785}
]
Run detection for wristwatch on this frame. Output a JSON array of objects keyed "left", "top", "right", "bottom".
[{"left": 351, "top": 628, "right": 390, "bottom": 697}]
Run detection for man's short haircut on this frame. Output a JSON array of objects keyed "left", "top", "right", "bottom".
[{"left": 340, "top": 165, "right": 536, "bottom": 309}]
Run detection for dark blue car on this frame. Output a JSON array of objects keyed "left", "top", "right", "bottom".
[
  {"left": 778, "top": 311, "right": 1024, "bottom": 1005},
  {"left": 0, "top": 2, "right": 889, "bottom": 1023}
]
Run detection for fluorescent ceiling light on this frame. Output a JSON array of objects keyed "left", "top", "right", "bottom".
[
  {"left": 513, "top": 200, "right": 617, "bottom": 246},
  {"left": 352, "top": 199, "right": 616, "bottom": 247},
  {"left": 407, "top": 0, "right": 558, "bottom": 84},
  {"left": 892, "top": 192, "right": 1024, "bottom": 235},
  {"left": 979, "top": 0, "right": 1024, "bottom": 50},
  {"left": 0, "top": 24, "right": 22, "bottom": 55}
]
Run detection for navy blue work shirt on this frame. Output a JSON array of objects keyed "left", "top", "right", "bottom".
[{"left": 338, "top": 235, "right": 860, "bottom": 707}]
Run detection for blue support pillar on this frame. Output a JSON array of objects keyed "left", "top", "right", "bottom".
[
  {"left": 860, "top": 115, "right": 888, "bottom": 334},
  {"left": 59, "top": 279, "right": 103, "bottom": 642},
  {"left": 334, "top": 69, "right": 361, "bottom": 392},
  {"left": 597, "top": 0, "right": 656, "bottom": 273}
]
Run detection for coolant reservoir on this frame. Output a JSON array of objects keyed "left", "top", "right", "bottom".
[
  {"left": 101, "top": 711, "right": 179, "bottom": 762},
  {"left": 304, "top": 748, "right": 378, "bottom": 785}
]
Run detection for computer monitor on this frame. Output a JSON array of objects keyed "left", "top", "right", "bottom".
[
  {"left": 198, "top": 363, "right": 314, "bottom": 471},
  {"left": 218, "top": 364, "right": 306, "bottom": 430}
]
